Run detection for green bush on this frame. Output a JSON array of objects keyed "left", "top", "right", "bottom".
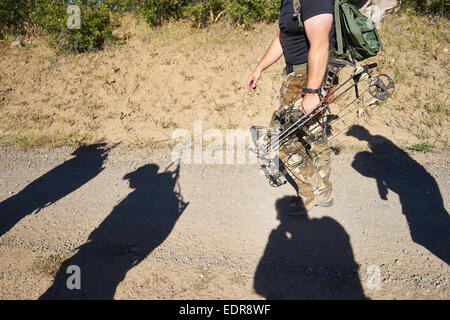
[
  {"left": 131, "top": 0, "right": 281, "bottom": 27},
  {"left": 0, "top": 0, "right": 282, "bottom": 47},
  {"left": 183, "top": 0, "right": 224, "bottom": 25},
  {"left": 139, "top": 0, "right": 187, "bottom": 26},
  {"left": 181, "top": 0, "right": 280, "bottom": 27},
  {"left": 1, "top": 0, "right": 112, "bottom": 52},
  {"left": 32, "top": 0, "right": 113, "bottom": 52},
  {"left": 265, "top": 0, "right": 282, "bottom": 22},
  {"left": 0, "top": 0, "right": 32, "bottom": 38},
  {"left": 3, "top": 0, "right": 446, "bottom": 53},
  {"left": 227, "top": 0, "right": 267, "bottom": 26}
]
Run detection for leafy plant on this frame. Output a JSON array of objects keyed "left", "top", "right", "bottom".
[
  {"left": 1, "top": 0, "right": 447, "bottom": 52},
  {"left": 1, "top": 0, "right": 113, "bottom": 52},
  {"left": 33, "top": 0, "right": 112, "bottom": 52}
]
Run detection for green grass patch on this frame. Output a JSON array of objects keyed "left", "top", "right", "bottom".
[{"left": 409, "top": 142, "right": 435, "bottom": 153}]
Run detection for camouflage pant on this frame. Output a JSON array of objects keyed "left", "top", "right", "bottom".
[{"left": 270, "top": 69, "right": 332, "bottom": 202}]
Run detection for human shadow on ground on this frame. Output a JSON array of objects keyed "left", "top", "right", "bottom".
[
  {"left": 347, "top": 125, "right": 449, "bottom": 264},
  {"left": 254, "top": 196, "right": 367, "bottom": 299},
  {"left": 39, "top": 162, "right": 188, "bottom": 299},
  {"left": 0, "top": 143, "right": 111, "bottom": 239}
]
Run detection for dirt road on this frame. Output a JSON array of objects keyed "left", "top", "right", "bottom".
[{"left": 0, "top": 142, "right": 448, "bottom": 300}]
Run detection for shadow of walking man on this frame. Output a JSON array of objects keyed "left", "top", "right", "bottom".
[
  {"left": 0, "top": 143, "right": 111, "bottom": 239},
  {"left": 39, "top": 162, "right": 188, "bottom": 299},
  {"left": 347, "top": 125, "right": 449, "bottom": 264},
  {"left": 254, "top": 196, "right": 367, "bottom": 299}
]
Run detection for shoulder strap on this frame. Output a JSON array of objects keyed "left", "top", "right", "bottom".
[
  {"left": 293, "top": 0, "right": 304, "bottom": 28},
  {"left": 335, "top": 0, "right": 344, "bottom": 56}
]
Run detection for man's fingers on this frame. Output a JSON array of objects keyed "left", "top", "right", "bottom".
[
  {"left": 248, "top": 77, "right": 257, "bottom": 91},
  {"left": 248, "top": 70, "right": 262, "bottom": 91},
  {"left": 247, "top": 77, "right": 253, "bottom": 89}
]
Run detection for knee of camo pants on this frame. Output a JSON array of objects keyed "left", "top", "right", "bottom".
[
  {"left": 293, "top": 157, "right": 327, "bottom": 200},
  {"left": 278, "top": 139, "right": 321, "bottom": 199}
]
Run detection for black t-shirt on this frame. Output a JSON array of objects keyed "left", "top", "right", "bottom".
[{"left": 279, "top": 0, "right": 336, "bottom": 65}]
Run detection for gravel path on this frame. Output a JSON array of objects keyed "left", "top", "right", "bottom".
[{"left": 0, "top": 144, "right": 448, "bottom": 300}]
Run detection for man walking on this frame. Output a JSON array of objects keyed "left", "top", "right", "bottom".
[{"left": 248, "top": 0, "right": 336, "bottom": 215}]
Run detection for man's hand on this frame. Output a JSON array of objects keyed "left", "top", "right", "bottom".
[
  {"left": 247, "top": 30, "right": 283, "bottom": 92},
  {"left": 301, "top": 93, "right": 321, "bottom": 115},
  {"left": 247, "top": 68, "right": 262, "bottom": 92}
]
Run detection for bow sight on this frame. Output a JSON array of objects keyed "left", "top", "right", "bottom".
[{"left": 251, "top": 59, "right": 395, "bottom": 187}]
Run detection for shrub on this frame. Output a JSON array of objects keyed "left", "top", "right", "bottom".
[
  {"left": 139, "top": 0, "right": 187, "bottom": 26},
  {"left": 31, "top": 0, "right": 113, "bottom": 52},
  {"left": 2, "top": 0, "right": 446, "bottom": 52},
  {"left": 183, "top": 0, "right": 281, "bottom": 26},
  {"left": 265, "top": 0, "right": 282, "bottom": 22},
  {"left": 227, "top": 0, "right": 267, "bottom": 26},
  {"left": 183, "top": 0, "right": 225, "bottom": 26},
  {"left": 0, "top": 0, "right": 32, "bottom": 38},
  {"left": 182, "top": 0, "right": 281, "bottom": 27},
  {"left": 1, "top": 0, "right": 113, "bottom": 52}
]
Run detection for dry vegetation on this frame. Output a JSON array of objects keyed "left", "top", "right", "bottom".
[
  {"left": 0, "top": 12, "right": 448, "bottom": 150},
  {"left": 30, "top": 254, "right": 67, "bottom": 278}
]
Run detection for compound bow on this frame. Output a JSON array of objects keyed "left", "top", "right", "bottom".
[{"left": 251, "top": 59, "right": 395, "bottom": 187}]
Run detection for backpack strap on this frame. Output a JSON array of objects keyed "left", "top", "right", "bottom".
[
  {"left": 335, "top": 0, "right": 344, "bottom": 57},
  {"left": 293, "top": 0, "right": 304, "bottom": 29}
]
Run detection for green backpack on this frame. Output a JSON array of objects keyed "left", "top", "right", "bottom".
[
  {"left": 334, "top": 0, "right": 383, "bottom": 61},
  {"left": 292, "top": 0, "right": 383, "bottom": 62}
]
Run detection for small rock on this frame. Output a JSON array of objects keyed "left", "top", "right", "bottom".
[{"left": 10, "top": 40, "right": 23, "bottom": 48}]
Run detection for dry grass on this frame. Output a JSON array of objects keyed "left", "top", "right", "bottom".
[
  {"left": 374, "top": 14, "right": 449, "bottom": 145},
  {"left": 0, "top": 12, "right": 448, "bottom": 149},
  {"left": 192, "top": 267, "right": 216, "bottom": 292},
  {"left": 30, "top": 254, "right": 66, "bottom": 278}
]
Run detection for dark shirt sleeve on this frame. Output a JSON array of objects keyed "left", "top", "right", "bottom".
[{"left": 301, "top": 0, "right": 334, "bottom": 21}]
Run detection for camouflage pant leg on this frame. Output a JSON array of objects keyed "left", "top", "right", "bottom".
[{"left": 269, "top": 70, "right": 332, "bottom": 201}]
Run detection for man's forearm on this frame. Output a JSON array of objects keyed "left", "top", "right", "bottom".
[
  {"left": 255, "top": 31, "right": 283, "bottom": 72},
  {"left": 306, "top": 43, "right": 329, "bottom": 90}
]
